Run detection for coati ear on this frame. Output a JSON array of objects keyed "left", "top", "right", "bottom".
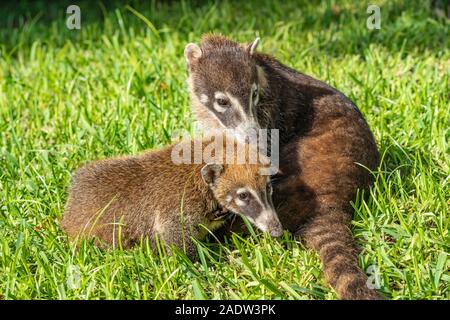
[
  {"left": 184, "top": 43, "right": 202, "bottom": 65},
  {"left": 247, "top": 37, "right": 260, "bottom": 55},
  {"left": 201, "top": 163, "right": 224, "bottom": 185}
]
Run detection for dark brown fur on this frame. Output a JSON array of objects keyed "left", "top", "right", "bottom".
[
  {"left": 185, "top": 35, "right": 382, "bottom": 299},
  {"left": 61, "top": 138, "right": 281, "bottom": 258}
]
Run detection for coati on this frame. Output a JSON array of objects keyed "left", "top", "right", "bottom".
[
  {"left": 61, "top": 138, "right": 283, "bottom": 258},
  {"left": 184, "top": 35, "right": 382, "bottom": 299}
]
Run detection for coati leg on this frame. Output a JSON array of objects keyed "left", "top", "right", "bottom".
[{"left": 297, "top": 205, "right": 384, "bottom": 300}]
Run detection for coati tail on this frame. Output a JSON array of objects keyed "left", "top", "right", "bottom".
[{"left": 299, "top": 212, "right": 384, "bottom": 300}]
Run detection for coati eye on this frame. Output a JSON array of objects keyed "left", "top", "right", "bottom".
[
  {"left": 216, "top": 98, "right": 231, "bottom": 107},
  {"left": 238, "top": 192, "right": 249, "bottom": 201},
  {"left": 252, "top": 88, "right": 258, "bottom": 100}
]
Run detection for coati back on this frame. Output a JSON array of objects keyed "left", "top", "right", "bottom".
[
  {"left": 61, "top": 137, "right": 282, "bottom": 258},
  {"left": 184, "top": 35, "right": 382, "bottom": 299}
]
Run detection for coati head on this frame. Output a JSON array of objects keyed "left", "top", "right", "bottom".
[
  {"left": 185, "top": 34, "right": 267, "bottom": 139},
  {"left": 200, "top": 158, "right": 283, "bottom": 237}
]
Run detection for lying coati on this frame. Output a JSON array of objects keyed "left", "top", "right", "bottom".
[
  {"left": 184, "top": 35, "right": 382, "bottom": 299},
  {"left": 61, "top": 138, "right": 283, "bottom": 258}
]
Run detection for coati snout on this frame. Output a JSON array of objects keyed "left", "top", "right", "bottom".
[
  {"left": 184, "top": 35, "right": 265, "bottom": 139},
  {"left": 201, "top": 162, "right": 283, "bottom": 238}
]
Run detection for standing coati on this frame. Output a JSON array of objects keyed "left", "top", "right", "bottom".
[
  {"left": 184, "top": 35, "right": 382, "bottom": 299},
  {"left": 61, "top": 137, "right": 283, "bottom": 258}
]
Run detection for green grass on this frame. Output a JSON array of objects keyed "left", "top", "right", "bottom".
[{"left": 0, "top": 0, "right": 448, "bottom": 300}]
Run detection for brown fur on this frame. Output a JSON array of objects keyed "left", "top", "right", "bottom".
[
  {"left": 61, "top": 138, "right": 281, "bottom": 258},
  {"left": 185, "top": 34, "right": 382, "bottom": 299}
]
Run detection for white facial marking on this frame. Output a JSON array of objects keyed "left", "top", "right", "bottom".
[
  {"left": 203, "top": 89, "right": 262, "bottom": 136},
  {"left": 248, "top": 187, "right": 278, "bottom": 233},
  {"left": 251, "top": 83, "right": 259, "bottom": 107},
  {"left": 214, "top": 91, "right": 227, "bottom": 99},
  {"left": 226, "top": 90, "right": 261, "bottom": 140},
  {"left": 249, "top": 184, "right": 281, "bottom": 234},
  {"left": 254, "top": 209, "right": 281, "bottom": 232},
  {"left": 213, "top": 103, "right": 227, "bottom": 113},
  {"left": 256, "top": 65, "right": 268, "bottom": 89},
  {"left": 200, "top": 94, "right": 209, "bottom": 104},
  {"left": 254, "top": 209, "right": 278, "bottom": 233},
  {"left": 249, "top": 82, "right": 259, "bottom": 126},
  {"left": 213, "top": 91, "right": 228, "bottom": 113},
  {"left": 234, "top": 185, "right": 281, "bottom": 234},
  {"left": 188, "top": 76, "right": 224, "bottom": 129},
  {"left": 248, "top": 188, "right": 264, "bottom": 207},
  {"left": 237, "top": 188, "right": 247, "bottom": 194},
  {"left": 266, "top": 176, "right": 273, "bottom": 194},
  {"left": 225, "top": 195, "right": 232, "bottom": 203}
]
